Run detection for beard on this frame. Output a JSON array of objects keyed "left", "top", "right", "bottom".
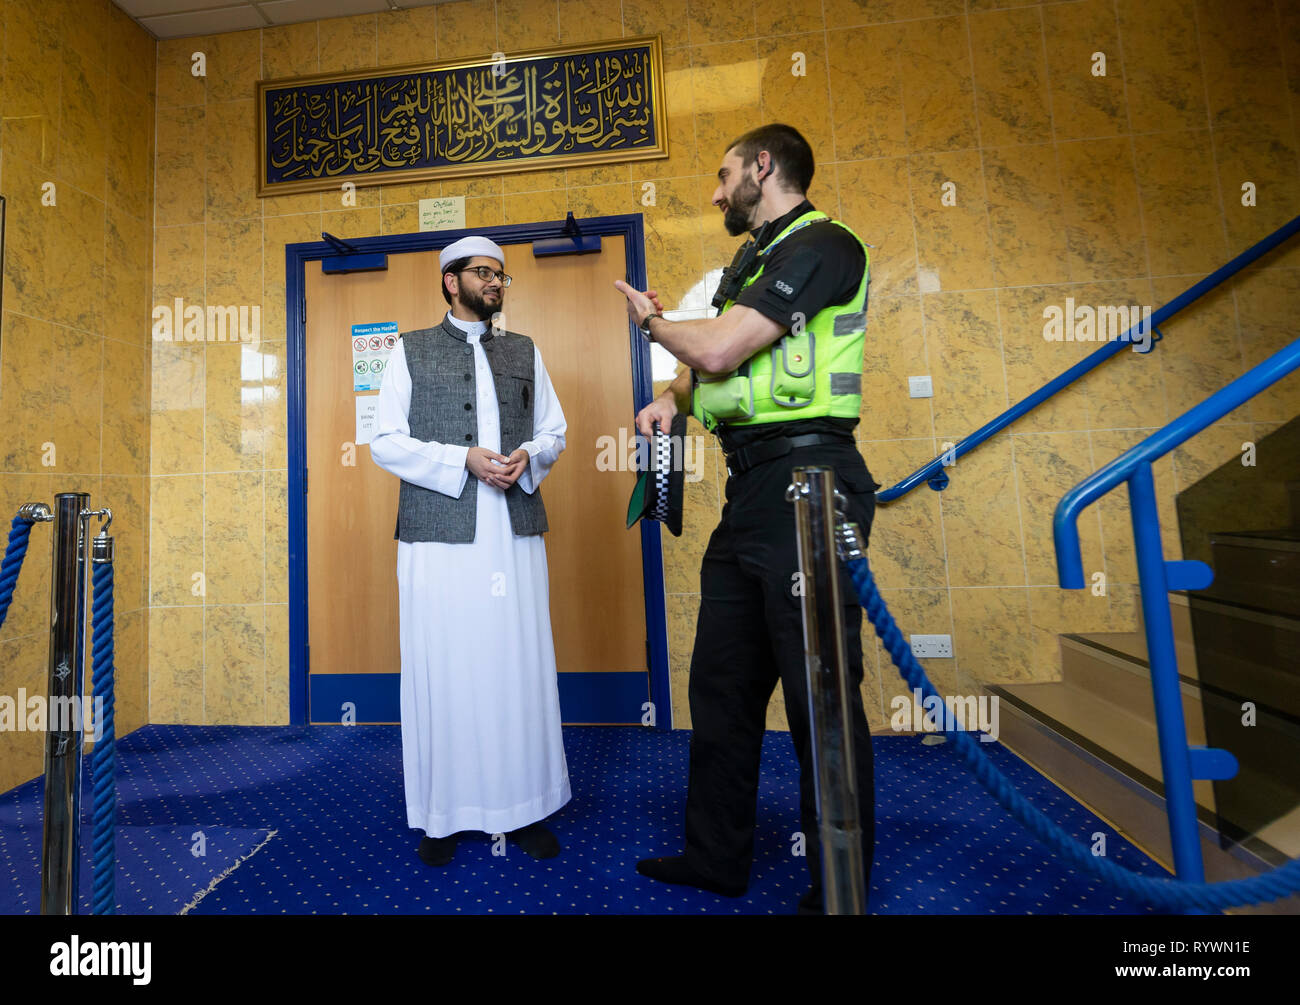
[
  {"left": 459, "top": 284, "right": 502, "bottom": 321},
  {"left": 722, "top": 174, "right": 762, "bottom": 236}
]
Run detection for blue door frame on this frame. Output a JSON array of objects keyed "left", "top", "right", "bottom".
[{"left": 283, "top": 213, "right": 671, "bottom": 729}]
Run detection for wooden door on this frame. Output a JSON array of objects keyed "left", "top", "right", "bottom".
[{"left": 303, "top": 236, "right": 645, "bottom": 720}]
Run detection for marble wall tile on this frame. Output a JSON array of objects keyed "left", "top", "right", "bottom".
[
  {"left": 939, "top": 436, "right": 1028, "bottom": 588},
  {"left": 2, "top": 2, "right": 62, "bottom": 167},
  {"left": 949, "top": 585, "right": 1034, "bottom": 684},
  {"left": 205, "top": 100, "right": 260, "bottom": 222},
  {"left": 899, "top": 16, "right": 978, "bottom": 155},
  {"left": 149, "top": 474, "right": 204, "bottom": 606},
  {"left": 1091, "top": 428, "right": 1180, "bottom": 581},
  {"left": 825, "top": 0, "right": 963, "bottom": 26},
  {"left": 1067, "top": 279, "right": 1167, "bottom": 430},
  {"left": 1234, "top": 270, "right": 1300, "bottom": 424},
  {"left": 318, "top": 14, "right": 379, "bottom": 73},
  {"left": 923, "top": 290, "right": 1006, "bottom": 439},
  {"left": 0, "top": 157, "right": 52, "bottom": 321},
  {"left": 1012, "top": 431, "right": 1105, "bottom": 586},
  {"left": 105, "top": 207, "right": 154, "bottom": 347},
  {"left": 624, "top": 0, "right": 686, "bottom": 45},
  {"left": 1153, "top": 277, "right": 1246, "bottom": 421},
  {"left": 205, "top": 604, "right": 267, "bottom": 724},
  {"left": 998, "top": 284, "right": 1093, "bottom": 433},
  {"left": 558, "top": 0, "right": 623, "bottom": 44},
  {"left": 436, "top": 0, "right": 497, "bottom": 60},
  {"left": 265, "top": 469, "right": 290, "bottom": 605},
  {"left": 113, "top": 608, "right": 147, "bottom": 735},
  {"left": 57, "top": 46, "right": 108, "bottom": 201},
  {"left": 909, "top": 150, "right": 994, "bottom": 293},
  {"left": 1026, "top": 586, "right": 1116, "bottom": 676},
  {"left": 863, "top": 440, "right": 947, "bottom": 590},
  {"left": 688, "top": 0, "right": 755, "bottom": 45},
  {"left": 48, "top": 327, "right": 103, "bottom": 475},
  {"left": 1043, "top": 0, "right": 1128, "bottom": 140},
  {"left": 666, "top": 593, "right": 701, "bottom": 729},
  {"left": 150, "top": 340, "right": 205, "bottom": 477},
  {"left": 375, "top": 7, "right": 437, "bottom": 66},
  {"left": 265, "top": 603, "right": 290, "bottom": 724},
  {"left": 505, "top": 188, "right": 567, "bottom": 224},
  {"left": 205, "top": 342, "right": 265, "bottom": 472},
  {"left": 1132, "top": 130, "right": 1228, "bottom": 278},
  {"left": 0, "top": 314, "right": 53, "bottom": 474},
  {"left": 836, "top": 158, "right": 917, "bottom": 298},
  {"left": 155, "top": 37, "right": 206, "bottom": 108},
  {"left": 107, "top": 79, "right": 155, "bottom": 223},
  {"left": 858, "top": 295, "right": 931, "bottom": 439},
  {"left": 827, "top": 24, "right": 905, "bottom": 162},
  {"left": 203, "top": 471, "right": 265, "bottom": 606},
  {"left": 155, "top": 106, "right": 207, "bottom": 227},
  {"left": 758, "top": 33, "right": 832, "bottom": 163},
  {"left": 1117, "top": 0, "right": 1208, "bottom": 133},
  {"left": 1056, "top": 137, "right": 1147, "bottom": 284},
  {"left": 107, "top": 1, "right": 155, "bottom": 99},
  {"left": 982, "top": 143, "right": 1071, "bottom": 289},
  {"left": 262, "top": 22, "right": 319, "bottom": 80},
  {"left": 0, "top": 472, "right": 53, "bottom": 643},
  {"left": 262, "top": 342, "right": 289, "bottom": 471},
  {"left": 1198, "top": 0, "right": 1291, "bottom": 130},
  {"left": 148, "top": 606, "right": 205, "bottom": 722},
  {"left": 1212, "top": 126, "right": 1300, "bottom": 271},
  {"left": 46, "top": 183, "right": 106, "bottom": 335},
  {"left": 101, "top": 474, "right": 147, "bottom": 616},
  {"left": 690, "top": 41, "right": 761, "bottom": 178},
  {"left": 204, "top": 29, "right": 261, "bottom": 102},
  {"left": 206, "top": 219, "right": 264, "bottom": 311},
  {"left": 969, "top": 5, "right": 1052, "bottom": 148},
  {"left": 102, "top": 337, "right": 149, "bottom": 476}
]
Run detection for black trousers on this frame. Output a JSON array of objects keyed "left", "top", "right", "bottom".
[{"left": 682, "top": 440, "right": 878, "bottom": 897}]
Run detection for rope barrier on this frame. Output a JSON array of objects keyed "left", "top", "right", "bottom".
[
  {"left": 847, "top": 553, "right": 1300, "bottom": 912},
  {"left": 0, "top": 514, "right": 34, "bottom": 631},
  {"left": 91, "top": 558, "right": 117, "bottom": 915}
]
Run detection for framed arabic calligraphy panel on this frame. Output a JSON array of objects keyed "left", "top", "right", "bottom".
[{"left": 257, "top": 35, "right": 668, "bottom": 197}]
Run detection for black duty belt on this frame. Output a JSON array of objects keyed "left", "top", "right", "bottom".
[{"left": 722, "top": 433, "right": 853, "bottom": 477}]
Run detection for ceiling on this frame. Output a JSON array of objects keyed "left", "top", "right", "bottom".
[{"left": 111, "top": 0, "right": 457, "bottom": 40}]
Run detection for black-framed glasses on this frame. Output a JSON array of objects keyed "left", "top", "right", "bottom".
[{"left": 458, "top": 266, "right": 512, "bottom": 286}]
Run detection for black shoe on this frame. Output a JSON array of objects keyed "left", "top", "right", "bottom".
[
  {"left": 418, "top": 834, "right": 457, "bottom": 866},
  {"left": 635, "top": 855, "right": 746, "bottom": 897},
  {"left": 508, "top": 822, "right": 561, "bottom": 860},
  {"left": 797, "top": 886, "right": 823, "bottom": 915}
]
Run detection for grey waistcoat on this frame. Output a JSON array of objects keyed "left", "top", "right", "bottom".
[{"left": 394, "top": 314, "right": 549, "bottom": 543}]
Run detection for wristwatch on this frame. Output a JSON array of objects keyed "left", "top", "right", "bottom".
[{"left": 639, "top": 311, "right": 663, "bottom": 340}]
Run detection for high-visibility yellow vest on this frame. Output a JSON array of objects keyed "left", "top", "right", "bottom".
[{"left": 692, "top": 210, "right": 870, "bottom": 430}]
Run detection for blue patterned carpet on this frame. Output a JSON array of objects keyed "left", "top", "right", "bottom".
[{"left": 0, "top": 724, "right": 1170, "bottom": 915}]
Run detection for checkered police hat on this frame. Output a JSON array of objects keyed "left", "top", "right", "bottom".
[{"left": 625, "top": 412, "right": 687, "bottom": 538}]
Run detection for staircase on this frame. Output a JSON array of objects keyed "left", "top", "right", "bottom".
[{"left": 990, "top": 478, "right": 1300, "bottom": 914}]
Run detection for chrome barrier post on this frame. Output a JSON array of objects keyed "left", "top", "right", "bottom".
[
  {"left": 787, "top": 466, "right": 866, "bottom": 915},
  {"left": 41, "top": 491, "right": 91, "bottom": 915}
]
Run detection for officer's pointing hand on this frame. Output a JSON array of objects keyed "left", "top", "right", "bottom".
[{"left": 613, "top": 280, "right": 663, "bottom": 328}]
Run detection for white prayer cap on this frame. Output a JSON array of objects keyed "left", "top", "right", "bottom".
[{"left": 439, "top": 236, "right": 506, "bottom": 272}]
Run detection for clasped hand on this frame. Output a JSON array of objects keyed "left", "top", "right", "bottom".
[{"left": 467, "top": 447, "right": 528, "bottom": 490}]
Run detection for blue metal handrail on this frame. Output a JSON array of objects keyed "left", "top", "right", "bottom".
[
  {"left": 876, "top": 215, "right": 1300, "bottom": 503},
  {"left": 1054, "top": 335, "right": 1300, "bottom": 897}
]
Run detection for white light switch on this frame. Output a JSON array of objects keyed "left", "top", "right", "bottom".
[{"left": 908, "top": 376, "right": 933, "bottom": 398}]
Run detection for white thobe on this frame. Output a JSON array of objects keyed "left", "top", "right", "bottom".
[{"left": 370, "top": 312, "right": 571, "bottom": 838}]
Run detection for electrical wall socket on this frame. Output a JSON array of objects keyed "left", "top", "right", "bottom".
[{"left": 910, "top": 634, "right": 953, "bottom": 658}]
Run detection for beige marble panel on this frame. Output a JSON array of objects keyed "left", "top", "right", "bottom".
[
  {"left": 1012, "top": 431, "right": 1104, "bottom": 586},
  {"left": 102, "top": 337, "right": 149, "bottom": 477},
  {"left": 47, "top": 183, "right": 106, "bottom": 336},
  {"left": 101, "top": 474, "right": 147, "bottom": 617},
  {"left": 923, "top": 290, "right": 1006, "bottom": 440},
  {"left": 938, "top": 436, "right": 1028, "bottom": 588},
  {"left": 57, "top": 46, "right": 108, "bottom": 201},
  {"left": 148, "top": 606, "right": 204, "bottom": 723},
  {"left": 464, "top": 197, "right": 505, "bottom": 229},
  {"left": 1212, "top": 127, "right": 1300, "bottom": 272},
  {"left": 1132, "top": 130, "right": 1229, "bottom": 279},
  {"left": 112, "top": 608, "right": 147, "bottom": 735},
  {"left": 1090, "top": 428, "right": 1179, "bottom": 583},
  {"left": 105, "top": 206, "right": 153, "bottom": 347},
  {"left": 107, "top": 78, "right": 155, "bottom": 223},
  {"left": 206, "top": 219, "right": 264, "bottom": 313},
  {"left": 899, "top": 16, "right": 978, "bottom": 155},
  {"left": 204, "top": 471, "right": 265, "bottom": 606},
  {"left": 827, "top": 24, "right": 906, "bottom": 162},
  {"left": 154, "top": 224, "right": 207, "bottom": 309},
  {"left": 1066, "top": 279, "right": 1167, "bottom": 431},
  {"left": 205, "top": 342, "right": 265, "bottom": 472},
  {"left": 643, "top": 178, "right": 705, "bottom": 310},
  {"left": 758, "top": 33, "right": 832, "bottom": 165},
  {"left": 374, "top": 7, "right": 436, "bottom": 66},
  {"left": 318, "top": 14, "right": 378, "bottom": 73},
  {"left": 690, "top": 40, "right": 761, "bottom": 178},
  {"left": 909, "top": 151, "right": 994, "bottom": 293},
  {"left": 155, "top": 106, "right": 207, "bottom": 228},
  {"left": 48, "top": 327, "right": 103, "bottom": 475},
  {"left": 150, "top": 340, "right": 205, "bottom": 477},
  {"left": 863, "top": 441, "right": 947, "bottom": 591},
  {"left": 263, "top": 22, "right": 319, "bottom": 80},
  {"left": 205, "top": 604, "right": 267, "bottom": 725},
  {"left": 624, "top": 0, "right": 687, "bottom": 44},
  {"left": 875, "top": 588, "right": 959, "bottom": 707},
  {"left": 265, "top": 469, "right": 290, "bottom": 605},
  {"left": 825, "top": 0, "right": 964, "bottom": 25},
  {"left": 1153, "top": 277, "right": 1246, "bottom": 422},
  {"left": 505, "top": 188, "right": 567, "bottom": 224},
  {"left": 998, "top": 284, "right": 1093, "bottom": 434},
  {"left": 982, "top": 143, "right": 1071, "bottom": 289},
  {"left": 1198, "top": 0, "right": 1291, "bottom": 130},
  {"left": 435, "top": 0, "right": 497, "bottom": 59},
  {"left": 264, "top": 214, "right": 324, "bottom": 345},
  {"left": 156, "top": 36, "right": 206, "bottom": 109},
  {"left": 949, "top": 585, "right": 1034, "bottom": 684},
  {"left": 1057, "top": 138, "right": 1147, "bottom": 284},
  {"left": 1026, "top": 586, "right": 1117, "bottom": 677},
  {"left": 666, "top": 593, "right": 701, "bottom": 728},
  {"left": 266, "top": 603, "right": 290, "bottom": 724},
  {"left": 149, "top": 474, "right": 204, "bottom": 606},
  {"left": 858, "top": 295, "right": 931, "bottom": 440},
  {"left": 1116, "top": 0, "right": 1208, "bottom": 133},
  {"left": 0, "top": 157, "right": 52, "bottom": 322},
  {"left": 969, "top": 5, "right": 1051, "bottom": 148},
  {"left": 204, "top": 29, "right": 261, "bottom": 102},
  {"left": 567, "top": 184, "right": 634, "bottom": 220},
  {"left": 1043, "top": 0, "right": 1128, "bottom": 141},
  {"left": 107, "top": 1, "right": 155, "bottom": 99},
  {"left": 206, "top": 100, "right": 260, "bottom": 222},
  {"left": 557, "top": 0, "right": 624, "bottom": 43},
  {"left": 0, "top": 314, "right": 53, "bottom": 474},
  {"left": 836, "top": 158, "right": 917, "bottom": 298},
  {"left": 262, "top": 342, "right": 289, "bottom": 471},
  {"left": 1, "top": 2, "right": 62, "bottom": 167},
  {"left": 380, "top": 204, "right": 419, "bottom": 236},
  {"left": 687, "top": 0, "right": 755, "bottom": 45}
]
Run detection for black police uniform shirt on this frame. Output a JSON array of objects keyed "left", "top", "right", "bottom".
[{"left": 715, "top": 199, "right": 867, "bottom": 452}]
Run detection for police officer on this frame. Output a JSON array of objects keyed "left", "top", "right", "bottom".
[{"left": 614, "top": 123, "right": 878, "bottom": 914}]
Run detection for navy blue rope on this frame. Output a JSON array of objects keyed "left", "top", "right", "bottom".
[
  {"left": 0, "top": 515, "right": 34, "bottom": 631},
  {"left": 847, "top": 553, "right": 1300, "bottom": 911},
  {"left": 91, "top": 560, "right": 116, "bottom": 915}
]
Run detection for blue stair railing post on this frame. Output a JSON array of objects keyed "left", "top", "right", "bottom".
[{"left": 1128, "top": 462, "right": 1206, "bottom": 891}]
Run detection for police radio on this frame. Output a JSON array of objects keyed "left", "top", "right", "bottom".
[{"left": 710, "top": 218, "right": 780, "bottom": 312}]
